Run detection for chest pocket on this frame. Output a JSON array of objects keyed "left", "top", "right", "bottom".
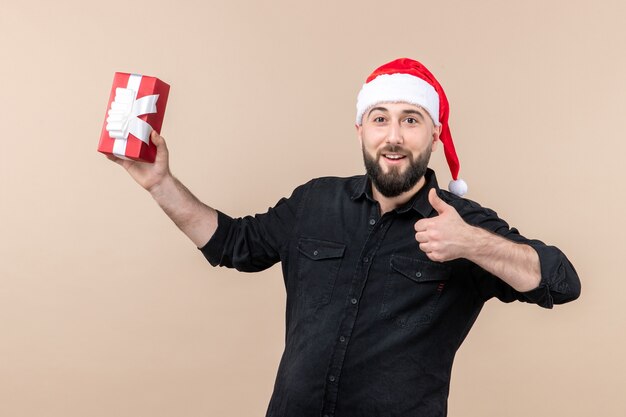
[
  {"left": 297, "top": 238, "right": 346, "bottom": 308},
  {"left": 381, "top": 254, "right": 451, "bottom": 327}
]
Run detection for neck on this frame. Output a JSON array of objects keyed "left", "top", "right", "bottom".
[{"left": 371, "top": 176, "right": 426, "bottom": 215}]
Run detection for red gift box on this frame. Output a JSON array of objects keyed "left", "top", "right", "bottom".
[{"left": 98, "top": 72, "right": 170, "bottom": 163}]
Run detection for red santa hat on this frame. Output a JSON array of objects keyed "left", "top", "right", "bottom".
[{"left": 356, "top": 57, "right": 467, "bottom": 197}]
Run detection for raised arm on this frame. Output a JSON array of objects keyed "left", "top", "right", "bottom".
[{"left": 106, "top": 131, "right": 217, "bottom": 248}]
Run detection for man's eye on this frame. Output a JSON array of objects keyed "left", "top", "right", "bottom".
[
  {"left": 405, "top": 117, "right": 418, "bottom": 124},
  {"left": 373, "top": 116, "right": 385, "bottom": 123}
]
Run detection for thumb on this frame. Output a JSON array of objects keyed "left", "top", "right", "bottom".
[
  {"left": 151, "top": 130, "right": 169, "bottom": 159},
  {"left": 428, "top": 188, "right": 449, "bottom": 214},
  {"left": 151, "top": 130, "right": 166, "bottom": 147}
]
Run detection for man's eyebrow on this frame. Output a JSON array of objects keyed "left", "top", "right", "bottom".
[
  {"left": 367, "top": 106, "right": 389, "bottom": 117},
  {"left": 366, "top": 106, "right": 427, "bottom": 120},
  {"left": 401, "top": 109, "right": 426, "bottom": 120}
]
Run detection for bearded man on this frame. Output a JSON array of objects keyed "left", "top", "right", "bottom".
[{"left": 108, "top": 58, "right": 580, "bottom": 417}]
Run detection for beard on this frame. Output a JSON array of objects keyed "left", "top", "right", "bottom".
[{"left": 362, "top": 143, "right": 431, "bottom": 198}]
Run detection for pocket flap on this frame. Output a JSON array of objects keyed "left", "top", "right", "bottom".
[
  {"left": 298, "top": 238, "right": 346, "bottom": 261},
  {"left": 390, "top": 255, "right": 451, "bottom": 283}
]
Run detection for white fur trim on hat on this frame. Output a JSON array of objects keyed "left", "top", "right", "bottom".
[{"left": 356, "top": 73, "right": 440, "bottom": 126}]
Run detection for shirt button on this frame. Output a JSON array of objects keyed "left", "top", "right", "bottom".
[
  {"left": 363, "top": 257, "right": 369, "bottom": 263},
  {"left": 369, "top": 219, "right": 376, "bottom": 226},
  {"left": 339, "top": 336, "right": 346, "bottom": 342},
  {"left": 313, "top": 250, "right": 319, "bottom": 256},
  {"left": 329, "top": 375, "right": 336, "bottom": 382},
  {"left": 351, "top": 298, "right": 358, "bottom": 305},
  {"left": 415, "top": 271, "right": 422, "bottom": 278}
]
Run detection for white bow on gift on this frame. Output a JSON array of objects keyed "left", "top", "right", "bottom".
[{"left": 106, "top": 74, "right": 159, "bottom": 158}]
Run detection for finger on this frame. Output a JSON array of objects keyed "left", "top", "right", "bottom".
[
  {"left": 415, "top": 231, "right": 427, "bottom": 243},
  {"left": 414, "top": 219, "right": 429, "bottom": 232},
  {"left": 152, "top": 131, "right": 170, "bottom": 161},
  {"left": 106, "top": 153, "right": 124, "bottom": 166},
  {"left": 150, "top": 129, "right": 160, "bottom": 143},
  {"left": 151, "top": 130, "right": 167, "bottom": 149},
  {"left": 428, "top": 188, "right": 450, "bottom": 215},
  {"left": 418, "top": 242, "right": 432, "bottom": 254},
  {"left": 426, "top": 252, "right": 443, "bottom": 263}
]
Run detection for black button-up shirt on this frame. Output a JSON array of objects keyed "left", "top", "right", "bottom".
[{"left": 200, "top": 169, "right": 580, "bottom": 417}]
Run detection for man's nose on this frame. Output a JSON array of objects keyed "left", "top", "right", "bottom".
[{"left": 386, "top": 123, "right": 403, "bottom": 144}]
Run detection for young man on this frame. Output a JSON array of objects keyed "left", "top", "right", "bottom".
[{"left": 107, "top": 58, "right": 580, "bottom": 417}]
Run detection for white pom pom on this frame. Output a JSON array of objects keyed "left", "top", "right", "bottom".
[{"left": 449, "top": 178, "right": 468, "bottom": 197}]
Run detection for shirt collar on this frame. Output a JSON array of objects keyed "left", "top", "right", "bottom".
[{"left": 350, "top": 168, "right": 439, "bottom": 218}]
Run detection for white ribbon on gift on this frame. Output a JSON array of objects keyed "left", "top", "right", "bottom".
[{"left": 106, "top": 74, "right": 160, "bottom": 159}]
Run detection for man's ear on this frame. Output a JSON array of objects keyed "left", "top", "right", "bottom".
[
  {"left": 355, "top": 123, "right": 363, "bottom": 147},
  {"left": 431, "top": 124, "right": 442, "bottom": 152}
]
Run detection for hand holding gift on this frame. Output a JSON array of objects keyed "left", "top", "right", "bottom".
[
  {"left": 98, "top": 72, "right": 170, "bottom": 163},
  {"left": 106, "top": 130, "right": 172, "bottom": 192}
]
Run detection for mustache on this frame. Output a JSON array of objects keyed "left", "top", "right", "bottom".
[{"left": 378, "top": 145, "right": 409, "bottom": 156}]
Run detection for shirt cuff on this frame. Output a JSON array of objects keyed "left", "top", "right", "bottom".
[
  {"left": 198, "top": 210, "right": 234, "bottom": 267},
  {"left": 519, "top": 242, "right": 580, "bottom": 308}
]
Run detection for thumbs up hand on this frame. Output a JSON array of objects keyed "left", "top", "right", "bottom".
[{"left": 414, "top": 188, "right": 474, "bottom": 262}]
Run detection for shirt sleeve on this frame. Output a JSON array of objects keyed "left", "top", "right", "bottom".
[
  {"left": 198, "top": 182, "right": 309, "bottom": 272},
  {"left": 447, "top": 195, "right": 581, "bottom": 309}
]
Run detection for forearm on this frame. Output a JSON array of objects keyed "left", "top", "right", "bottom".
[
  {"left": 149, "top": 174, "right": 218, "bottom": 248},
  {"left": 464, "top": 226, "right": 541, "bottom": 293}
]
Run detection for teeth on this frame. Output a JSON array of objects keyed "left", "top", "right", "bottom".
[{"left": 385, "top": 154, "right": 404, "bottom": 160}]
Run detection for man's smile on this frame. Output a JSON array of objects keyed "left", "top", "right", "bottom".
[
  {"left": 381, "top": 152, "right": 408, "bottom": 165},
  {"left": 383, "top": 153, "right": 406, "bottom": 160}
]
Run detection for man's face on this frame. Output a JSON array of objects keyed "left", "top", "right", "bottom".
[{"left": 356, "top": 102, "right": 441, "bottom": 198}]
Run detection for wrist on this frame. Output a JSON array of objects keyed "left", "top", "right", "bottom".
[
  {"left": 148, "top": 173, "right": 175, "bottom": 200},
  {"left": 462, "top": 225, "right": 490, "bottom": 262}
]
